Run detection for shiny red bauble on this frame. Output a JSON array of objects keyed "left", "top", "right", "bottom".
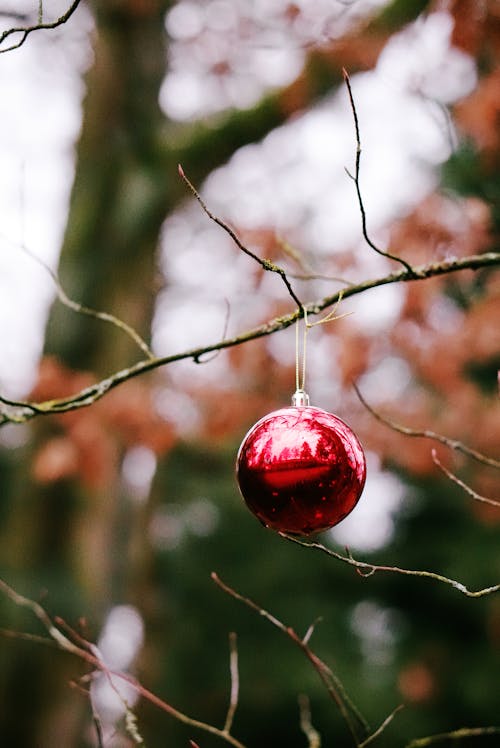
[{"left": 236, "top": 404, "right": 366, "bottom": 535}]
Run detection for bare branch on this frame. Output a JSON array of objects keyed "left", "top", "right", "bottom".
[
  {"left": 0, "top": 578, "right": 247, "bottom": 748},
  {"left": 431, "top": 450, "right": 500, "bottom": 508},
  {"left": 223, "top": 632, "right": 239, "bottom": 736},
  {"left": 193, "top": 299, "right": 231, "bottom": 365},
  {"left": 358, "top": 704, "right": 405, "bottom": 748},
  {"left": 302, "top": 617, "right": 323, "bottom": 646},
  {"left": 178, "top": 164, "right": 304, "bottom": 310},
  {"left": 406, "top": 726, "right": 500, "bottom": 747},
  {"left": 212, "top": 572, "right": 369, "bottom": 746},
  {"left": 1, "top": 250, "right": 499, "bottom": 426},
  {"left": 342, "top": 68, "right": 416, "bottom": 275},
  {"left": 6, "top": 236, "right": 155, "bottom": 360},
  {"left": 0, "top": 0, "right": 82, "bottom": 53},
  {"left": 0, "top": 11, "right": 29, "bottom": 22},
  {"left": 298, "top": 694, "right": 321, "bottom": 748},
  {"left": 280, "top": 535, "right": 500, "bottom": 598},
  {"left": 354, "top": 384, "right": 500, "bottom": 470}
]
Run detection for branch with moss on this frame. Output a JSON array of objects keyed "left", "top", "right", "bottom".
[{"left": 0, "top": 249, "right": 498, "bottom": 426}]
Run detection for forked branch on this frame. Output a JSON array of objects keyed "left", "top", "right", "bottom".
[
  {"left": 0, "top": 578, "right": 246, "bottom": 748},
  {"left": 212, "top": 572, "right": 404, "bottom": 748},
  {"left": 178, "top": 164, "right": 304, "bottom": 309},
  {"left": 0, "top": 0, "right": 82, "bottom": 53},
  {"left": 1, "top": 250, "right": 498, "bottom": 426},
  {"left": 280, "top": 535, "right": 499, "bottom": 598},
  {"left": 354, "top": 384, "right": 500, "bottom": 470}
]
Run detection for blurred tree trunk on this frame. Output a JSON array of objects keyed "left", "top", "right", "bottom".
[{"left": 0, "top": 3, "right": 173, "bottom": 744}]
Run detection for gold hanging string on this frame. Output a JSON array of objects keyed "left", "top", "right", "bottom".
[{"left": 295, "top": 292, "right": 352, "bottom": 397}]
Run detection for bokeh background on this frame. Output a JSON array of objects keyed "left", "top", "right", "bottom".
[{"left": 0, "top": 1, "right": 499, "bottom": 746}]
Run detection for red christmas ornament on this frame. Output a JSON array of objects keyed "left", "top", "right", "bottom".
[{"left": 236, "top": 390, "right": 366, "bottom": 535}]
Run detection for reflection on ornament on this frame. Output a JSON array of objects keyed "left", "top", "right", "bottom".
[{"left": 236, "top": 391, "right": 366, "bottom": 535}]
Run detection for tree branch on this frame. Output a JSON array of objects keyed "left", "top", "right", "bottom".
[
  {"left": 0, "top": 577, "right": 247, "bottom": 748},
  {"left": 178, "top": 164, "right": 304, "bottom": 310},
  {"left": 1, "top": 251, "right": 498, "bottom": 426},
  {"left": 280, "top": 535, "right": 500, "bottom": 598},
  {"left": 405, "top": 726, "right": 500, "bottom": 747},
  {"left": 222, "top": 632, "right": 240, "bottom": 736},
  {"left": 212, "top": 572, "right": 405, "bottom": 748},
  {"left": 298, "top": 694, "right": 322, "bottom": 748},
  {"left": 6, "top": 235, "right": 155, "bottom": 360},
  {"left": 212, "top": 572, "right": 368, "bottom": 746},
  {"left": 0, "top": 0, "right": 82, "bottom": 53},
  {"left": 342, "top": 68, "right": 416, "bottom": 275},
  {"left": 358, "top": 704, "right": 405, "bottom": 748},
  {"left": 431, "top": 450, "right": 500, "bottom": 508},
  {"left": 354, "top": 384, "right": 500, "bottom": 470}
]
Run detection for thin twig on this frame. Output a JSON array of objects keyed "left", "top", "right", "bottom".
[
  {"left": 276, "top": 238, "right": 353, "bottom": 284},
  {"left": 89, "top": 692, "right": 105, "bottom": 748},
  {"left": 279, "top": 535, "right": 500, "bottom": 598},
  {"left": 178, "top": 164, "right": 304, "bottom": 310},
  {"left": 7, "top": 236, "right": 154, "bottom": 360},
  {"left": 288, "top": 271, "right": 353, "bottom": 283},
  {"left": 212, "top": 572, "right": 369, "bottom": 746},
  {"left": 0, "top": 578, "right": 247, "bottom": 748},
  {"left": 1, "top": 251, "right": 499, "bottom": 426},
  {"left": 354, "top": 383, "right": 500, "bottom": 470},
  {"left": 223, "top": 632, "right": 239, "bottom": 735},
  {"left": 0, "top": 12, "right": 29, "bottom": 21},
  {"left": 193, "top": 299, "right": 231, "bottom": 364},
  {"left": 358, "top": 704, "right": 405, "bottom": 748},
  {"left": 298, "top": 694, "right": 321, "bottom": 748},
  {"left": 342, "top": 68, "right": 415, "bottom": 275},
  {"left": 0, "top": 0, "right": 81, "bottom": 53},
  {"left": 431, "top": 450, "right": 500, "bottom": 508},
  {"left": 302, "top": 617, "right": 323, "bottom": 646},
  {"left": 406, "top": 726, "right": 500, "bottom": 747}
]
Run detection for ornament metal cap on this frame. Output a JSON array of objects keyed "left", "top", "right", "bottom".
[{"left": 291, "top": 388, "right": 310, "bottom": 407}]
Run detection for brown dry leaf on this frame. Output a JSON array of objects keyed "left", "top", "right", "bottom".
[
  {"left": 446, "top": 0, "right": 489, "bottom": 56},
  {"left": 101, "top": 380, "right": 176, "bottom": 455},
  {"left": 455, "top": 69, "right": 500, "bottom": 158},
  {"left": 30, "top": 355, "right": 95, "bottom": 403},
  {"left": 398, "top": 662, "right": 436, "bottom": 703},
  {"left": 30, "top": 357, "right": 176, "bottom": 490},
  {"left": 461, "top": 292, "right": 500, "bottom": 363},
  {"left": 337, "top": 330, "right": 371, "bottom": 385},
  {"left": 68, "top": 416, "right": 118, "bottom": 491},
  {"left": 443, "top": 0, "right": 500, "bottom": 65},
  {"left": 32, "top": 436, "right": 79, "bottom": 484},
  {"left": 388, "top": 194, "right": 492, "bottom": 266}
]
